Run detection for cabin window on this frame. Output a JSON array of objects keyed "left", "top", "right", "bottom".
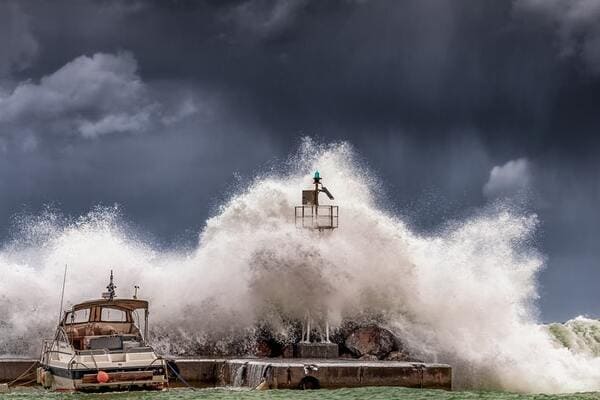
[
  {"left": 66, "top": 308, "right": 90, "bottom": 324},
  {"left": 101, "top": 307, "right": 127, "bottom": 322}
]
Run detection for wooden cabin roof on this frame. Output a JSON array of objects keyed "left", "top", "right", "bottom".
[{"left": 72, "top": 298, "right": 148, "bottom": 311}]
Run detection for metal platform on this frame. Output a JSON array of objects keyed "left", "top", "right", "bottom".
[
  {"left": 294, "top": 342, "right": 339, "bottom": 358},
  {"left": 295, "top": 205, "right": 339, "bottom": 230}
]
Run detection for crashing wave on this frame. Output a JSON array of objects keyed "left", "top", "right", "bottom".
[{"left": 1, "top": 138, "right": 599, "bottom": 393}]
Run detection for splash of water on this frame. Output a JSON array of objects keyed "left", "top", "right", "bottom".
[
  {"left": 1, "top": 138, "right": 599, "bottom": 393},
  {"left": 547, "top": 317, "right": 600, "bottom": 357}
]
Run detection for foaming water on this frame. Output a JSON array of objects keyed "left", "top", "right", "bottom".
[
  {"left": 1, "top": 139, "right": 599, "bottom": 393},
  {"left": 548, "top": 317, "right": 600, "bottom": 357}
]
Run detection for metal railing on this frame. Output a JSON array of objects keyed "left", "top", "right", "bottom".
[{"left": 295, "top": 205, "right": 339, "bottom": 230}]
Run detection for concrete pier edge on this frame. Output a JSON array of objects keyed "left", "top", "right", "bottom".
[{"left": 0, "top": 358, "right": 451, "bottom": 390}]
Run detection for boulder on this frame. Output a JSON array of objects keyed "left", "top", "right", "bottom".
[{"left": 344, "top": 325, "right": 396, "bottom": 359}]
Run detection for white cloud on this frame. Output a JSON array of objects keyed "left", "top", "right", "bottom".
[
  {"left": 0, "top": 2, "right": 39, "bottom": 77},
  {"left": 77, "top": 110, "right": 154, "bottom": 138},
  {"left": 483, "top": 158, "right": 531, "bottom": 199},
  {"left": 514, "top": 0, "right": 600, "bottom": 75},
  {"left": 0, "top": 52, "right": 197, "bottom": 140}
]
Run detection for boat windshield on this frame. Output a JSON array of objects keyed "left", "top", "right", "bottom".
[
  {"left": 131, "top": 308, "right": 147, "bottom": 341},
  {"left": 65, "top": 308, "right": 90, "bottom": 324},
  {"left": 62, "top": 306, "right": 144, "bottom": 350},
  {"left": 101, "top": 307, "right": 127, "bottom": 322}
]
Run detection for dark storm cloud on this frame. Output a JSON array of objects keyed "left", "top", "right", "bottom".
[
  {"left": 223, "top": 0, "right": 309, "bottom": 38},
  {"left": 1, "top": 0, "right": 600, "bottom": 321},
  {"left": 9, "top": 0, "right": 596, "bottom": 150},
  {"left": 0, "top": 2, "right": 38, "bottom": 78},
  {"left": 515, "top": 0, "right": 600, "bottom": 75}
]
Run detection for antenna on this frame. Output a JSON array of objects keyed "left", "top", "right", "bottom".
[
  {"left": 321, "top": 186, "right": 334, "bottom": 200},
  {"left": 133, "top": 285, "right": 139, "bottom": 300},
  {"left": 57, "top": 264, "right": 67, "bottom": 326},
  {"left": 103, "top": 270, "right": 117, "bottom": 300}
]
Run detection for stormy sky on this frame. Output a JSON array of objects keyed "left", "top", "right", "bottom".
[{"left": 1, "top": 0, "right": 599, "bottom": 322}]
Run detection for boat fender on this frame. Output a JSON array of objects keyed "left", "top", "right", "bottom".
[
  {"left": 36, "top": 367, "right": 43, "bottom": 385},
  {"left": 42, "top": 370, "right": 53, "bottom": 389},
  {"left": 97, "top": 371, "right": 110, "bottom": 383}
]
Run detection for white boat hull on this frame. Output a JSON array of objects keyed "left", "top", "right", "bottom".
[
  {"left": 39, "top": 342, "right": 168, "bottom": 391},
  {"left": 38, "top": 366, "right": 167, "bottom": 391}
]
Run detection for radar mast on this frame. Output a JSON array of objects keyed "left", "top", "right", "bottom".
[{"left": 102, "top": 270, "right": 117, "bottom": 300}]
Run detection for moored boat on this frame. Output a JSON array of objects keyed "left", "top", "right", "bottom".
[{"left": 37, "top": 271, "right": 168, "bottom": 391}]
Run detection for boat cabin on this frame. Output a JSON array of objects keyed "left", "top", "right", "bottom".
[{"left": 62, "top": 299, "right": 149, "bottom": 352}]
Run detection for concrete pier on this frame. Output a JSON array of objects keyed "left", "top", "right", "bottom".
[
  {"left": 0, "top": 359, "right": 38, "bottom": 384},
  {"left": 173, "top": 358, "right": 451, "bottom": 390},
  {"left": 1, "top": 358, "right": 451, "bottom": 390}
]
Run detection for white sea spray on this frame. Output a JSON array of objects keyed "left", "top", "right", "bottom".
[{"left": 1, "top": 138, "right": 599, "bottom": 393}]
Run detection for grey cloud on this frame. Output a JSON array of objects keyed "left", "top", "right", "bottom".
[
  {"left": 483, "top": 158, "right": 531, "bottom": 199},
  {"left": 514, "top": 0, "right": 600, "bottom": 74},
  {"left": 224, "top": 0, "right": 308, "bottom": 39},
  {"left": 0, "top": 2, "right": 38, "bottom": 77},
  {"left": 0, "top": 52, "right": 196, "bottom": 141}
]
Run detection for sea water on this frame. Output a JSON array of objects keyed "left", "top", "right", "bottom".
[
  {"left": 2, "top": 138, "right": 600, "bottom": 394},
  {"left": 3, "top": 387, "right": 600, "bottom": 400}
]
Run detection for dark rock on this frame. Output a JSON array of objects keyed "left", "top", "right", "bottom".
[
  {"left": 253, "top": 324, "right": 288, "bottom": 358},
  {"left": 255, "top": 340, "right": 272, "bottom": 358},
  {"left": 344, "top": 325, "right": 396, "bottom": 359},
  {"left": 254, "top": 337, "right": 285, "bottom": 358},
  {"left": 281, "top": 344, "right": 294, "bottom": 358}
]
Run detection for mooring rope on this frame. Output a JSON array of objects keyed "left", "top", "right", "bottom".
[
  {"left": 165, "top": 360, "right": 196, "bottom": 391},
  {"left": 7, "top": 361, "right": 38, "bottom": 387}
]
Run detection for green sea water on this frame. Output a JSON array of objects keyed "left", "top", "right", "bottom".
[{"left": 2, "top": 387, "right": 600, "bottom": 400}]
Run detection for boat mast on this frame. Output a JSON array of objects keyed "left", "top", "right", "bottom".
[{"left": 57, "top": 264, "right": 67, "bottom": 326}]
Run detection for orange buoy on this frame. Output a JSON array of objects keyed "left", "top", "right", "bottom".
[{"left": 97, "top": 370, "right": 110, "bottom": 383}]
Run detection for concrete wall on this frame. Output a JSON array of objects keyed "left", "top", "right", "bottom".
[
  {"left": 0, "top": 359, "right": 38, "bottom": 383},
  {"left": 172, "top": 359, "right": 226, "bottom": 385},
  {"left": 172, "top": 359, "right": 452, "bottom": 390},
  {"left": 267, "top": 362, "right": 450, "bottom": 389}
]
